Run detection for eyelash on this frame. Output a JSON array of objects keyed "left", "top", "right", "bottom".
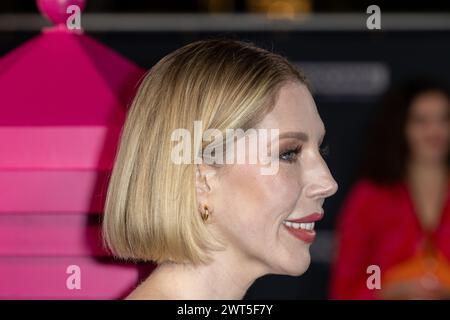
[
  {"left": 279, "top": 143, "right": 330, "bottom": 163},
  {"left": 279, "top": 145, "right": 302, "bottom": 163}
]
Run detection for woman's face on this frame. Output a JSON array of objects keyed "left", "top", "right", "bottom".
[
  {"left": 405, "top": 90, "right": 450, "bottom": 164},
  {"left": 207, "top": 81, "right": 338, "bottom": 276}
]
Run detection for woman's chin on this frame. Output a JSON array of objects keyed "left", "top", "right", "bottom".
[{"left": 271, "top": 249, "right": 312, "bottom": 277}]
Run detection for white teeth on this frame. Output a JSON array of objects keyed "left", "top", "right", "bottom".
[{"left": 283, "top": 221, "right": 315, "bottom": 231}]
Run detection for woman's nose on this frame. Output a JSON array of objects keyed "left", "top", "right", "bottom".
[{"left": 304, "top": 164, "right": 338, "bottom": 199}]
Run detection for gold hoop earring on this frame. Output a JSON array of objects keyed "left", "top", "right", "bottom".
[{"left": 201, "top": 205, "right": 210, "bottom": 222}]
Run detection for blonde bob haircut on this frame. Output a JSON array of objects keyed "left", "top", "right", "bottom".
[{"left": 102, "top": 38, "right": 307, "bottom": 265}]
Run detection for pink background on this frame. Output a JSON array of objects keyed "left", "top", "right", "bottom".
[{"left": 0, "top": 28, "right": 154, "bottom": 299}]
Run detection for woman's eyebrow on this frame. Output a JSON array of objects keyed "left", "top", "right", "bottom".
[
  {"left": 278, "top": 130, "right": 326, "bottom": 146},
  {"left": 278, "top": 131, "right": 309, "bottom": 141}
]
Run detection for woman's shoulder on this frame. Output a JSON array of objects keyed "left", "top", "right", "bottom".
[
  {"left": 348, "top": 179, "right": 391, "bottom": 198},
  {"left": 125, "top": 282, "right": 170, "bottom": 300},
  {"left": 343, "top": 178, "right": 406, "bottom": 210},
  {"left": 350, "top": 179, "right": 405, "bottom": 197}
]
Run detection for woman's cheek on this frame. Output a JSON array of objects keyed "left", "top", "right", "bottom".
[
  {"left": 215, "top": 165, "right": 267, "bottom": 223},
  {"left": 274, "top": 163, "right": 302, "bottom": 196},
  {"left": 257, "top": 165, "right": 303, "bottom": 216},
  {"left": 216, "top": 163, "right": 301, "bottom": 230}
]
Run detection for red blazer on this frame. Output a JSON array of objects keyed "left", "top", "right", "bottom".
[{"left": 330, "top": 178, "right": 450, "bottom": 299}]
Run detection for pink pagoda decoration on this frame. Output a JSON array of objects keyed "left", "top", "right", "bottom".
[{"left": 0, "top": 0, "right": 147, "bottom": 299}]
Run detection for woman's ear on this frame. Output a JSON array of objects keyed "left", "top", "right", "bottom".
[
  {"left": 195, "top": 164, "right": 216, "bottom": 204},
  {"left": 195, "top": 164, "right": 211, "bottom": 211},
  {"left": 196, "top": 164, "right": 220, "bottom": 223},
  {"left": 195, "top": 164, "right": 221, "bottom": 206}
]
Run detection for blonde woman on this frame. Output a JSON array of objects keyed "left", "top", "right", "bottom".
[{"left": 102, "top": 39, "right": 338, "bottom": 299}]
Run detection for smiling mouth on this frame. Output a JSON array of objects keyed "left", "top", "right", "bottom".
[
  {"left": 282, "top": 221, "right": 315, "bottom": 231},
  {"left": 282, "top": 212, "right": 323, "bottom": 243}
]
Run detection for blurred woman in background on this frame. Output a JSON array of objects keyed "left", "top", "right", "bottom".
[{"left": 331, "top": 78, "right": 450, "bottom": 299}]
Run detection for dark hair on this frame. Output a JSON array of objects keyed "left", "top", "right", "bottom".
[{"left": 359, "top": 77, "right": 450, "bottom": 185}]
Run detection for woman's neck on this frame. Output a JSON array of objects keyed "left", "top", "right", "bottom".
[
  {"left": 129, "top": 247, "right": 268, "bottom": 300},
  {"left": 405, "top": 158, "right": 448, "bottom": 232},
  {"left": 407, "top": 158, "right": 448, "bottom": 183}
]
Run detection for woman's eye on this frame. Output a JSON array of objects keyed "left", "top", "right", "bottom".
[{"left": 279, "top": 147, "right": 301, "bottom": 163}]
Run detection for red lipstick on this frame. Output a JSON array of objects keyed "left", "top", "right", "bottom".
[
  {"left": 285, "top": 212, "right": 324, "bottom": 223},
  {"left": 283, "top": 212, "right": 323, "bottom": 244}
]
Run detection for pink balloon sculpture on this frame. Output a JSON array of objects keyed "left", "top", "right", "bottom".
[{"left": 37, "top": 0, "right": 85, "bottom": 26}]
